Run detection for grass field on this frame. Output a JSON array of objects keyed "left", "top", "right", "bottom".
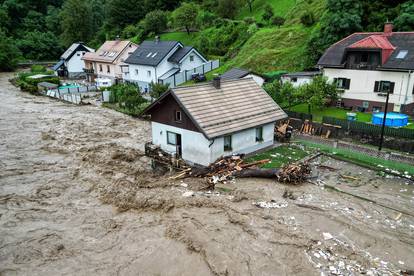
[
  {"left": 289, "top": 103, "right": 414, "bottom": 129},
  {"left": 245, "top": 145, "right": 310, "bottom": 168},
  {"left": 159, "top": 32, "right": 200, "bottom": 46},
  {"left": 237, "top": 0, "right": 296, "bottom": 21}
]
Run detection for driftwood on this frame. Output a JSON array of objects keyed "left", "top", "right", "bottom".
[{"left": 233, "top": 168, "right": 279, "bottom": 178}]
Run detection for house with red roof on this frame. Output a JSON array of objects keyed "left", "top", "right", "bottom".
[{"left": 317, "top": 23, "right": 414, "bottom": 115}]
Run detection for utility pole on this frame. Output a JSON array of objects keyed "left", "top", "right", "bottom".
[{"left": 378, "top": 90, "right": 390, "bottom": 151}]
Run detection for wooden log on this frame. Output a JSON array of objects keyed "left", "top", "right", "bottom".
[{"left": 233, "top": 168, "right": 279, "bottom": 178}]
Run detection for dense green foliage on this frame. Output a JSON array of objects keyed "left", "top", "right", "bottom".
[
  {"left": 0, "top": 0, "right": 412, "bottom": 73},
  {"left": 14, "top": 65, "right": 59, "bottom": 93},
  {"left": 108, "top": 83, "right": 148, "bottom": 115}
]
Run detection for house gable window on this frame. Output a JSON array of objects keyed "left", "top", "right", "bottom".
[
  {"left": 190, "top": 55, "right": 194, "bottom": 62},
  {"left": 255, "top": 127, "right": 263, "bottom": 142},
  {"left": 99, "top": 64, "right": 103, "bottom": 72},
  {"left": 175, "top": 110, "right": 182, "bottom": 122},
  {"left": 167, "top": 131, "right": 177, "bottom": 145},
  {"left": 333, "top": 78, "right": 351, "bottom": 89},
  {"left": 107, "top": 65, "right": 110, "bottom": 73},
  {"left": 374, "top": 81, "right": 395, "bottom": 94},
  {"left": 223, "top": 135, "right": 232, "bottom": 151}
]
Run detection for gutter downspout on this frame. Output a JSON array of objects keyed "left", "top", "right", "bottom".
[
  {"left": 403, "top": 70, "right": 412, "bottom": 109},
  {"left": 208, "top": 138, "right": 215, "bottom": 148}
]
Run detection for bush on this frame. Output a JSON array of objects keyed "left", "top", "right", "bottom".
[
  {"left": 31, "top": 65, "right": 47, "bottom": 73},
  {"left": 271, "top": 16, "right": 285, "bottom": 27},
  {"left": 243, "top": 17, "right": 256, "bottom": 25},
  {"left": 108, "top": 83, "right": 147, "bottom": 113},
  {"left": 300, "top": 11, "right": 315, "bottom": 26}
]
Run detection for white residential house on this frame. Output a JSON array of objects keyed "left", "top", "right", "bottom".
[
  {"left": 142, "top": 77, "right": 287, "bottom": 166},
  {"left": 122, "top": 38, "right": 208, "bottom": 92},
  {"left": 221, "top": 68, "right": 265, "bottom": 86},
  {"left": 318, "top": 23, "right": 414, "bottom": 115},
  {"left": 281, "top": 71, "right": 321, "bottom": 87},
  {"left": 53, "top": 42, "right": 95, "bottom": 78},
  {"left": 82, "top": 40, "right": 138, "bottom": 85}
]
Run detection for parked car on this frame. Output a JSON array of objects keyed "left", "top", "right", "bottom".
[{"left": 191, "top": 73, "right": 206, "bottom": 82}]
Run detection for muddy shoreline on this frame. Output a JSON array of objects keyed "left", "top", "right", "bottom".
[{"left": 1, "top": 73, "right": 413, "bottom": 275}]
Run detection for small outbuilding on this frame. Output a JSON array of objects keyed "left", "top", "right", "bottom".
[
  {"left": 281, "top": 71, "right": 321, "bottom": 87},
  {"left": 37, "top": 82, "right": 59, "bottom": 93},
  {"left": 142, "top": 77, "right": 287, "bottom": 166},
  {"left": 221, "top": 68, "right": 265, "bottom": 86}
]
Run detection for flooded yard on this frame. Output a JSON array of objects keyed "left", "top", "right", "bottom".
[{"left": 0, "top": 72, "right": 413, "bottom": 275}]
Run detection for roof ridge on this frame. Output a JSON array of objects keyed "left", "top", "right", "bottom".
[{"left": 172, "top": 77, "right": 255, "bottom": 91}]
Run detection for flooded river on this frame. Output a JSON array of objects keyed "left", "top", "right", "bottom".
[{"left": 0, "top": 72, "right": 413, "bottom": 275}]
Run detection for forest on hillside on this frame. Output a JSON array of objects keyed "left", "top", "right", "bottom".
[{"left": 0, "top": 0, "right": 413, "bottom": 72}]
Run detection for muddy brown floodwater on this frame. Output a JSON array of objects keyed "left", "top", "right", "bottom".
[{"left": 1, "top": 72, "right": 414, "bottom": 276}]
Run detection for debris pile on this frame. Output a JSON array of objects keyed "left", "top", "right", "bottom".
[
  {"left": 171, "top": 155, "right": 311, "bottom": 185},
  {"left": 276, "top": 163, "right": 311, "bottom": 184}
]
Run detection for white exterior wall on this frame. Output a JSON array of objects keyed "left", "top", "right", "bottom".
[
  {"left": 243, "top": 74, "right": 265, "bottom": 86},
  {"left": 281, "top": 76, "right": 313, "bottom": 87},
  {"left": 323, "top": 68, "right": 414, "bottom": 111},
  {"left": 179, "top": 50, "right": 205, "bottom": 72},
  {"left": 124, "top": 64, "right": 157, "bottom": 91},
  {"left": 65, "top": 51, "right": 86, "bottom": 73},
  {"left": 151, "top": 122, "right": 275, "bottom": 166}
]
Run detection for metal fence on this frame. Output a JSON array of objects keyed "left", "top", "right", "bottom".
[
  {"left": 159, "top": 60, "right": 220, "bottom": 88},
  {"left": 322, "top": 116, "right": 414, "bottom": 140},
  {"left": 43, "top": 85, "right": 98, "bottom": 104}
]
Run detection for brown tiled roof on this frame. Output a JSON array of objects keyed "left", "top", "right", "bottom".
[
  {"left": 82, "top": 40, "right": 135, "bottom": 63},
  {"left": 144, "top": 78, "right": 287, "bottom": 139}
]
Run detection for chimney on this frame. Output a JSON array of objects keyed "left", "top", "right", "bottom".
[
  {"left": 384, "top": 22, "right": 393, "bottom": 35},
  {"left": 155, "top": 36, "right": 160, "bottom": 43},
  {"left": 213, "top": 75, "right": 221, "bottom": 89}
]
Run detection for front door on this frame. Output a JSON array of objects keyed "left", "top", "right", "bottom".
[{"left": 176, "top": 134, "right": 182, "bottom": 157}]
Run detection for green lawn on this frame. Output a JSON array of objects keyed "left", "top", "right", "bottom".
[
  {"left": 245, "top": 145, "right": 310, "bottom": 168},
  {"left": 237, "top": 0, "right": 296, "bottom": 21},
  {"left": 289, "top": 103, "right": 414, "bottom": 129},
  {"left": 298, "top": 140, "right": 414, "bottom": 176},
  {"left": 159, "top": 32, "right": 200, "bottom": 46}
]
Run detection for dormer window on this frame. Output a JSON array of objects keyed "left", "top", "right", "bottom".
[{"left": 175, "top": 110, "right": 182, "bottom": 122}]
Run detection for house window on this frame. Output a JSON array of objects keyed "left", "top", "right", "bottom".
[
  {"left": 167, "top": 131, "right": 177, "bottom": 145},
  {"left": 374, "top": 81, "right": 395, "bottom": 94},
  {"left": 362, "top": 101, "right": 369, "bottom": 109},
  {"left": 255, "top": 127, "right": 263, "bottom": 142},
  {"left": 147, "top": 71, "right": 151, "bottom": 77},
  {"left": 99, "top": 64, "right": 103, "bottom": 72},
  {"left": 135, "top": 69, "right": 139, "bottom": 75},
  {"left": 107, "top": 65, "right": 110, "bottom": 73},
  {"left": 224, "top": 135, "right": 232, "bottom": 151},
  {"left": 334, "top": 78, "right": 351, "bottom": 89},
  {"left": 190, "top": 55, "right": 194, "bottom": 62},
  {"left": 77, "top": 53, "right": 80, "bottom": 56},
  {"left": 291, "top": 77, "right": 297, "bottom": 82},
  {"left": 175, "top": 110, "right": 182, "bottom": 122},
  {"left": 373, "top": 106, "right": 382, "bottom": 112}
]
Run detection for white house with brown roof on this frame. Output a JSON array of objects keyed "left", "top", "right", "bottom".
[
  {"left": 82, "top": 40, "right": 138, "bottom": 84},
  {"left": 142, "top": 77, "right": 287, "bottom": 166},
  {"left": 318, "top": 23, "right": 414, "bottom": 115}
]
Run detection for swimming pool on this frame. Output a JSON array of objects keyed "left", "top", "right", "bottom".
[
  {"left": 59, "top": 84, "right": 81, "bottom": 89},
  {"left": 371, "top": 112, "right": 409, "bottom": 127}
]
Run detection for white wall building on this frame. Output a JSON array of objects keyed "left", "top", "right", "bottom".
[
  {"left": 317, "top": 23, "right": 414, "bottom": 115},
  {"left": 122, "top": 39, "right": 208, "bottom": 92},
  {"left": 142, "top": 78, "right": 287, "bottom": 166},
  {"left": 221, "top": 68, "right": 265, "bottom": 86},
  {"left": 53, "top": 43, "right": 95, "bottom": 78},
  {"left": 281, "top": 71, "right": 321, "bottom": 87}
]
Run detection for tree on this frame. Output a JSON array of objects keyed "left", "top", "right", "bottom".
[
  {"left": 300, "top": 11, "right": 315, "bottom": 27},
  {"left": 60, "top": 0, "right": 93, "bottom": 46},
  {"left": 107, "top": 0, "right": 146, "bottom": 30},
  {"left": 0, "top": 28, "right": 21, "bottom": 71},
  {"left": 143, "top": 9, "right": 168, "bottom": 34},
  {"left": 298, "top": 76, "right": 341, "bottom": 114},
  {"left": 109, "top": 84, "right": 147, "bottom": 112},
  {"left": 246, "top": 0, "right": 255, "bottom": 13},
  {"left": 394, "top": 1, "right": 414, "bottom": 31},
  {"left": 149, "top": 82, "right": 169, "bottom": 99},
  {"left": 17, "top": 31, "right": 62, "bottom": 60},
  {"left": 173, "top": 2, "right": 198, "bottom": 35},
  {"left": 262, "top": 4, "right": 274, "bottom": 22},
  {"left": 217, "top": 0, "right": 239, "bottom": 19}
]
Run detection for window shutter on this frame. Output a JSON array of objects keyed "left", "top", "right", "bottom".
[
  {"left": 374, "top": 81, "right": 380, "bottom": 92},
  {"left": 389, "top": 82, "right": 395, "bottom": 94},
  {"left": 345, "top": 79, "right": 351, "bottom": 89}
]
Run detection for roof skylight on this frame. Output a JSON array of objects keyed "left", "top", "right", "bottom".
[
  {"left": 151, "top": 52, "right": 157, "bottom": 58},
  {"left": 396, "top": 50, "right": 408, "bottom": 59},
  {"left": 146, "top": 52, "right": 153, "bottom": 57}
]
